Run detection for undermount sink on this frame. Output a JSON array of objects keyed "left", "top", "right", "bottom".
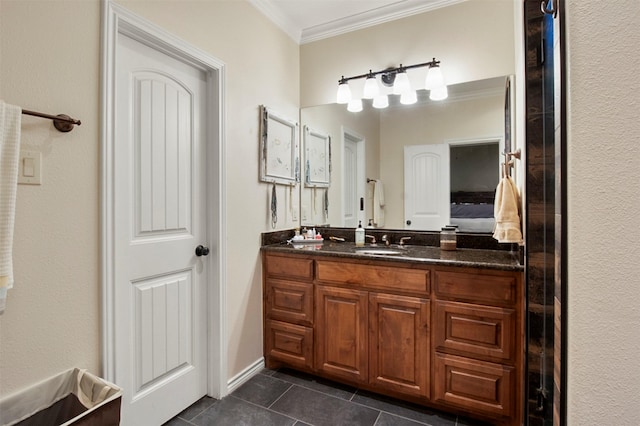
[{"left": 355, "top": 248, "right": 405, "bottom": 256}]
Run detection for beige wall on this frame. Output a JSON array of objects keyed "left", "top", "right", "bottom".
[
  {"left": 0, "top": 0, "right": 103, "bottom": 397},
  {"left": 0, "top": 0, "right": 299, "bottom": 397},
  {"left": 565, "top": 0, "right": 640, "bottom": 424}
]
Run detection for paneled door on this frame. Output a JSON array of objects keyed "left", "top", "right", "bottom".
[
  {"left": 404, "top": 144, "right": 450, "bottom": 230},
  {"left": 114, "top": 32, "right": 209, "bottom": 425}
]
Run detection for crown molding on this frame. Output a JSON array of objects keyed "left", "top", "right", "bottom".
[
  {"left": 249, "top": 0, "right": 466, "bottom": 45},
  {"left": 248, "top": 0, "right": 302, "bottom": 43},
  {"left": 301, "top": 0, "right": 466, "bottom": 44}
]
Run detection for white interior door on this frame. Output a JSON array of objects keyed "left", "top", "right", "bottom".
[
  {"left": 404, "top": 144, "right": 450, "bottom": 230},
  {"left": 114, "top": 32, "right": 208, "bottom": 425},
  {"left": 343, "top": 129, "right": 365, "bottom": 228}
]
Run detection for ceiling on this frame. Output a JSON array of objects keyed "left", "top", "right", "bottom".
[{"left": 248, "top": 0, "right": 465, "bottom": 44}]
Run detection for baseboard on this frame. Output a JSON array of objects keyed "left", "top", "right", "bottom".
[{"left": 226, "top": 357, "right": 265, "bottom": 394}]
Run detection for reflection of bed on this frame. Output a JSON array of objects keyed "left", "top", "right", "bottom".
[{"left": 450, "top": 191, "right": 495, "bottom": 233}]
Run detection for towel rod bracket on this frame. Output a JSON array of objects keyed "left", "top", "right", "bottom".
[{"left": 53, "top": 114, "right": 75, "bottom": 132}]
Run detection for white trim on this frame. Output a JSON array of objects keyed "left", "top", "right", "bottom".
[
  {"left": 301, "top": 0, "right": 466, "bottom": 44},
  {"left": 226, "top": 358, "right": 266, "bottom": 394},
  {"left": 248, "top": 0, "right": 465, "bottom": 45},
  {"left": 100, "top": 0, "right": 228, "bottom": 403}
]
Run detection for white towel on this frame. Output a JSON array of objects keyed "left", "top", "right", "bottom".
[
  {"left": 492, "top": 175, "right": 523, "bottom": 244},
  {"left": 372, "top": 179, "right": 385, "bottom": 227},
  {"left": 0, "top": 101, "right": 22, "bottom": 314}
]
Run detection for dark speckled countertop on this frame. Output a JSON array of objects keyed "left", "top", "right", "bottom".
[{"left": 261, "top": 240, "right": 523, "bottom": 272}]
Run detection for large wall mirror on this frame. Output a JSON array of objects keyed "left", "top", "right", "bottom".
[
  {"left": 297, "top": 0, "right": 520, "bottom": 234},
  {"left": 300, "top": 75, "right": 515, "bottom": 233}
]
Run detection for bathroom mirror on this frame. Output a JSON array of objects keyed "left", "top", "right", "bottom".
[{"left": 300, "top": 75, "right": 513, "bottom": 232}]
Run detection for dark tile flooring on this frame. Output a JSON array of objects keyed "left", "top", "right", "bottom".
[{"left": 163, "top": 368, "right": 490, "bottom": 426}]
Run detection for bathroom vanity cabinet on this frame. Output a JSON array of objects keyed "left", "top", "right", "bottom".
[{"left": 262, "top": 247, "right": 523, "bottom": 425}]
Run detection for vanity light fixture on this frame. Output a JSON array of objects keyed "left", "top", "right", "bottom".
[
  {"left": 347, "top": 98, "right": 363, "bottom": 112},
  {"left": 362, "top": 72, "right": 379, "bottom": 99},
  {"left": 400, "top": 90, "right": 417, "bottom": 105},
  {"left": 372, "top": 94, "right": 389, "bottom": 109},
  {"left": 336, "top": 79, "right": 352, "bottom": 104},
  {"left": 336, "top": 58, "right": 447, "bottom": 110}
]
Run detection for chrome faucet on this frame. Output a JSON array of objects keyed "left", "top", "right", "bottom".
[
  {"left": 365, "top": 235, "right": 376, "bottom": 245},
  {"left": 399, "top": 236, "right": 412, "bottom": 246},
  {"left": 381, "top": 235, "right": 390, "bottom": 246}
]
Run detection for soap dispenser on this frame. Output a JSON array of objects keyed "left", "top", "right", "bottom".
[{"left": 355, "top": 221, "right": 365, "bottom": 247}]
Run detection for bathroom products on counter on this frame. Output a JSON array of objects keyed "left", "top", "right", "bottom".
[
  {"left": 440, "top": 226, "right": 457, "bottom": 251},
  {"left": 355, "top": 221, "right": 365, "bottom": 247}
]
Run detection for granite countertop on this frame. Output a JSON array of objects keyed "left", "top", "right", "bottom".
[{"left": 261, "top": 240, "right": 523, "bottom": 272}]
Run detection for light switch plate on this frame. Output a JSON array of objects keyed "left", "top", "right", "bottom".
[{"left": 18, "top": 150, "right": 42, "bottom": 185}]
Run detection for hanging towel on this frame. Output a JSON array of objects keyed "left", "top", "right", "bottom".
[
  {"left": 270, "top": 182, "right": 277, "bottom": 229},
  {"left": 0, "top": 101, "right": 22, "bottom": 315},
  {"left": 492, "top": 175, "right": 523, "bottom": 244},
  {"left": 372, "top": 179, "right": 385, "bottom": 227}
]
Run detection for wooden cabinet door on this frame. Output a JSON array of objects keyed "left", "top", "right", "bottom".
[
  {"left": 315, "top": 286, "right": 368, "bottom": 384},
  {"left": 265, "top": 278, "right": 313, "bottom": 326},
  {"left": 369, "top": 293, "right": 430, "bottom": 399},
  {"left": 265, "top": 319, "right": 313, "bottom": 370},
  {"left": 434, "top": 352, "right": 514, "bottom": 419},
  {"left": 434, "top": 300, "right": 516, "bottom": 362}
]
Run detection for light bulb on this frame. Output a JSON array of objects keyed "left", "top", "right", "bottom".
[
  {"left": 425, "top": 65, "right": 445, "bottom": 90},
  {"left": 400, "top": 90, "right": 417, "bottom": 105},
  {"left": 347, "top": 98, "right": 363, "bottom": 112},
  {"left": 363, "top": 75, "right": 379, "bottom": 99},
  {"left": 336, "top": 81, "right": 351, "bottom": 104},
  {"left": 372, "top": 94, "right": 389, "bottom": 109},
  {"left": 429, "top": 85, "right": 448, "bottom": 101},
  {"left": 392, "top": 71, "right": 411, "bottom": 95}
]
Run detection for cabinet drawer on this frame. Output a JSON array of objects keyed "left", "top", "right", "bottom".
[
  {"left": 265, "top": 320, "right": 313, "bottom": 370},
  {"left": 434, "top": 270, "right": 517, "bottom": 306},
  {"left": 265, "top": 279, "right": 313, "bottom": 325},
  {"left": 316, "top": 260, "right": 429, "bottom": 294},
  {"left": 265, "top": 254, "right": 313, "bottom": 280},
  {"left": 434, "top": 301, "right": 515, "bottom": 362},
  {"left": 434, "top": 353, "right": 514, "bottom": 419}
]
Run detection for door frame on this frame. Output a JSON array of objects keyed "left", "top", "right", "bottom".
[
  {"left": 341, "top": 126, "right": 365, "bottom": 227},
  {"left": 446, "top": 136, "right": 504, "bottom": 183},
  {"left": 100, "top": 0, "right": 227, "bottom": 399}
]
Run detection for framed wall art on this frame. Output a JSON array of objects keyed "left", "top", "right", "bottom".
[
  {"left": 259, "top": 105, "right": 299, "bottom": 185},
  {"left": 303, "top": 125, "right": 331, "bottom": 188}
]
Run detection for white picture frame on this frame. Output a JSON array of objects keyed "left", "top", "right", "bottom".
[
  {"left": 259, "top": 105, "right": 300, "bottom": 185},
  {"left": 304, "top": 125, "right": 331, "bottom": 188}
]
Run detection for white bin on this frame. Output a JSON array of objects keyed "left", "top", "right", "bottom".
[{"left": 0, "top": 368, "right": 122, "bottom": 426}]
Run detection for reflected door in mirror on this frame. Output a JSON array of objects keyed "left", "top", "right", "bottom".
[{"left": 404, "top": 144, "right": 450, "bottom": 230}]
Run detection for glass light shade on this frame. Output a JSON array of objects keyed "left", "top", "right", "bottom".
[
  {"left": 372, "top": 94, "right": 389, "bottom": 109},
  {"left": 392, "top": 71, "right": 411, "bottom": 95},
  {"left": 400, "top": 90, "right": 417, "bottom": 105},
  {"left": 336, "top": 82, "right": 351, "bottom": 104},
  {"left": 425, "top": 65, "right": 445, "bottom": 90},
  {"left": 347, "top": 98, "right": 363, "bottom": 112},
  {"left": 362, "top": 76, "right": 379, "bottom": 99},
  {"left": 429, "top": 85, "right": 448, "bottom": 101}
]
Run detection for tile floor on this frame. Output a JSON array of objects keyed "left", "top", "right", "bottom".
[{"left": 163, "top": 368, "right": 491, "bottom": 426}]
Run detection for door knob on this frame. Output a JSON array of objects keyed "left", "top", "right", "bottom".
[
  {"left": 195, "top": 245, "right": 210, "bottom": 257},
  {"left": 406, "top": 220, "right": 412, "bottom": 226}
]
